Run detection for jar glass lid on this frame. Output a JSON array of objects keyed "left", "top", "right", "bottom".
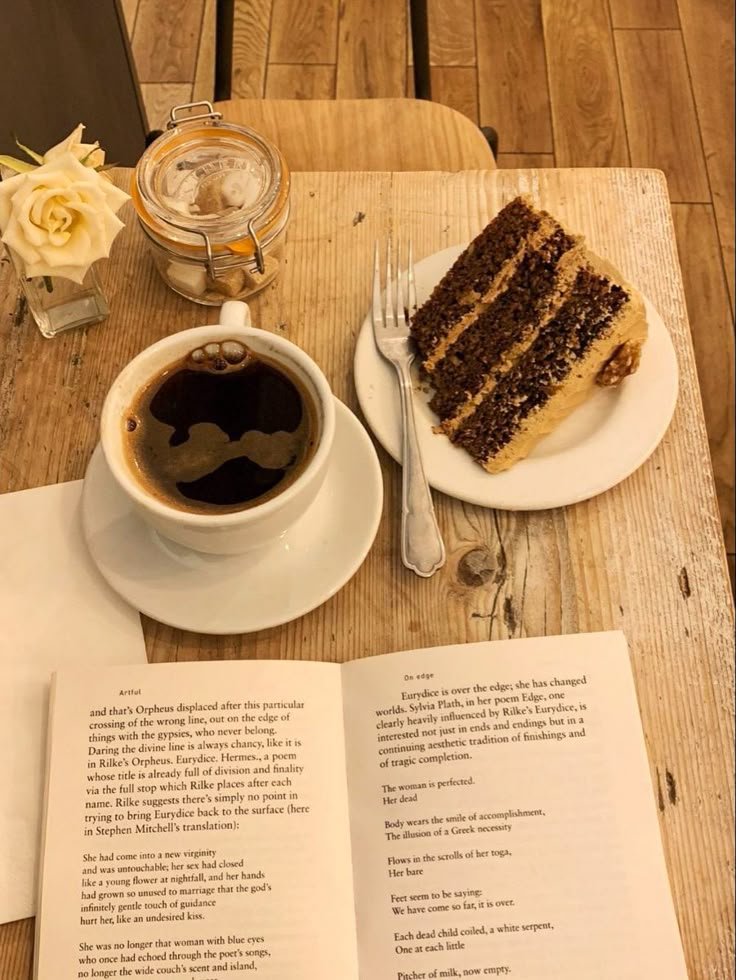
[{"left": 133, "top": 104, "right": 290, "bottom": 256}]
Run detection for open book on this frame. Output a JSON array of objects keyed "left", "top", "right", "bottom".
[{"left": 35, "top": 632, "right": 688, "bottom": 979}]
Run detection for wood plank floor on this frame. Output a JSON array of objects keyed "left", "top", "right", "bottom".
[{"left": 126, "top": 0, "right": 734, "bottom": 576}]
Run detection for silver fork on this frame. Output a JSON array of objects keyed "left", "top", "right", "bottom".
[{"left": 372, "top": 240, "right": 446, "bottom": 578}]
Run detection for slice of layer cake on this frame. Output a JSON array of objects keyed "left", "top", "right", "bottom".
[{"left": 410, "top": 196, "right": 647, "bottom": 473}]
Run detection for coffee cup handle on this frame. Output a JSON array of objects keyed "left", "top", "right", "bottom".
[{"left": 219, "top": 301, "right": 252, "bottom": 330}]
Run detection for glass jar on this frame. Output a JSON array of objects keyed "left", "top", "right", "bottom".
[{"left": 132, "top": 102, "right": 290, "bottom": 306}]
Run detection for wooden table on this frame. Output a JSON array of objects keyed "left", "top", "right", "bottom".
[{"left": 0, "top": 169, "right": 733, "bottom": 979}]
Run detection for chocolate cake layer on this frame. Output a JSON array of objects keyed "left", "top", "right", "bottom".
[
  {"left": 427, "top": 227, "right": 577, "bottom": 421},
  {"left": 410, "top": 197, "right": 544, "bottom": 361},
  {"left": 451, "top": 268, "right": 629, "bottom": 463}
]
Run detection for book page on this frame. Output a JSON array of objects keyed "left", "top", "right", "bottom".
[
  {"left": 341, "top": 632, "right": 688, "bottom": 980},
  {"left": 35, "top": 660, "right": 359, "bottom": 980},
  {"left": 0, "top": 480, "right": 146, "bottom": 923}
]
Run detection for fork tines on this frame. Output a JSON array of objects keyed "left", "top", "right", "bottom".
[{"left": 373, "top": 239, "right": 418, "bottom": 334}]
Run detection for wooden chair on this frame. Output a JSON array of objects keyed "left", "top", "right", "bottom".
[{"left": 212, "top": 98, "right": 496, "bottom": 172}]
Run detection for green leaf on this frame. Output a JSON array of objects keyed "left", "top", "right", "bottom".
[
  {"left": 0, "top": 154, "right": 35, "bottom": 174},
  {"left": 12, "top": 135, "right": 43, "bottom": 164}
]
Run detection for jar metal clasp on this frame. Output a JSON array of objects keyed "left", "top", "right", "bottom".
[
  {"left": 245, "top": 219, "right": 266, "bottom": 275},
  {"left": 155, "top": 221, "right": 266, "bottom": 279},
  {"left": 167, "top": 101, "right": 223, "bottom": 128}
]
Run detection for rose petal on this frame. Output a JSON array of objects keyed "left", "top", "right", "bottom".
[
  {"left": 27, "top": 185, "right": 78, "bottom": 231},
  {"left": 40, "top": 223, "right": 92, "bottom": 268},
  {"left": 43, "top": 124, "right": 106, "bottom": 168},
  {"left": 0, "top": 171, "right": 26, "bottom": 229},
  {"left": 99, "top": 179, "right": 130, "bottom": 214},
  {"left": 2, "top": 211, "right": 42, "bottom": 266},
  {"left": 43, "top": 124, "right": 85, "bottom": 162}
]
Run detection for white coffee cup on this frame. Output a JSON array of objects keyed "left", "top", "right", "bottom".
[{"left": 100, "top": 301, "right": 335, "bottom": 555}]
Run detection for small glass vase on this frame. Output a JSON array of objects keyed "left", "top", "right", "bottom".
[{"left": 7, "top": 247, "right": 109, "bottom": 338}]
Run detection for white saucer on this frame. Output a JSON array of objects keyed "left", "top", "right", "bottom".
[
  {"left": 354, "top": 244, "right": 679, "bottom": 510},
  {"left": 81, "top": 399, "right": 383, "bottom": 634}
]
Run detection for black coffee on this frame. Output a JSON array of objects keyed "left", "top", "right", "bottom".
[{"left": 124, "top": 340, "right": 317, "bottom": 514}]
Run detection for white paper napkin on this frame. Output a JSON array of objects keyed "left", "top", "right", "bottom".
[{"left": 0, "top": 480, "right": 147, "bottom": 924}]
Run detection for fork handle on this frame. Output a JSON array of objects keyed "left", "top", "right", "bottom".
[{"left": 393, "top": 359, "right": 446, "bottom": 578}]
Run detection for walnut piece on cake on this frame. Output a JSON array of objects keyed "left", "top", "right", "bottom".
[{"left": 597, "top": 340, "right": 643, "bottom": 387}]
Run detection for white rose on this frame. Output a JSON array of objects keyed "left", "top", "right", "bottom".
[
  {"left": 0, "top": 151, "right": 129, "bottom": 283},
  {"left": 43, "top": 123, "right": 106, "bottom": 169}
]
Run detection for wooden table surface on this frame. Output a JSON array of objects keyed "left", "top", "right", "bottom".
[{"left": 0, "top": 168, "right": 733, "bottom": 980}]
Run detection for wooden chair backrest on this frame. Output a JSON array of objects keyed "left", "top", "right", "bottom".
[{"left": 213, "top": 98, "right": 496, "bottom": 172}]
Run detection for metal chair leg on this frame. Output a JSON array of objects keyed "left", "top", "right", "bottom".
[
  {"left": 214, "top": 0, "right": 234, "bottom": 101},
  {"left": 481, "top": 126, "right": 499, "bottom": 159},
  {"left": 409, "top": 0, "right": 431, "bottom": 100}
]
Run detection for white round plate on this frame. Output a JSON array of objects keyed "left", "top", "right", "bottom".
[
  {"left": 81, "top": 399, "right": 383, "bottom": 634},
  {"left": 354, "top": 244, "right": 679, "bottom": 510}
]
